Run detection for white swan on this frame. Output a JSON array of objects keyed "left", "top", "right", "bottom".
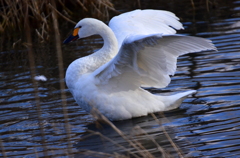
[{"left": 63, "top": 9, "right": 216, "bottom": 121}]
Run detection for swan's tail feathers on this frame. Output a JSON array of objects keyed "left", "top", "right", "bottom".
[{"left": 163, "top": 90, "right": 196, "bottom": 111}]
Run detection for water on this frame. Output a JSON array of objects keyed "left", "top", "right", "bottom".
[{"left": 1, "top": 0, "right": 240, "bottom": 157}]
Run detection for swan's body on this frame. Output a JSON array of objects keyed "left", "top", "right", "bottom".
[{"left": 64, "top": 9, "right": 216, "bottom": 121}]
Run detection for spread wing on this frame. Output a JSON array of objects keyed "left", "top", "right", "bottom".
[
  {"left": 92, "top": 9, "right": 216, "bottom": 91},
  {"left": 109, "top": 9, "right": 184, "bottom": 48},
  {"left": 93, "top": 34, "right": 216, "bottom": 90}
]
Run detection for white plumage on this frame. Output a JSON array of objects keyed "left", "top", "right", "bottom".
[{"left": 64, "top": 9, "right": 216, "bottom": 121}]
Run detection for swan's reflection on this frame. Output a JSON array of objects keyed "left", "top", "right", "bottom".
[{"left": 75, "top": 110, "right": 189, "bottom": 157}]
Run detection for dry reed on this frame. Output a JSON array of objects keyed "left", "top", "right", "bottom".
[
  {"left": 51, "top": 0, "right": 73, "bottom": 155},
  {"left": 0, "top": 0, "right": 116, "bottom": 43},
  {"left": 0, "top": 137, "right": 6, "bottom": 158}
]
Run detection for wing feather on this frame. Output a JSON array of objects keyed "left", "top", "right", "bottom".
[
  {"left": 94, "top": 34, "right": 216, "bottom": 90},
  {"left": 109, "top": 9, "right": 184, "bottom": 47}
]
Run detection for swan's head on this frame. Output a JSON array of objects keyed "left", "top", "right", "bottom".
[{"left": 63, "top": 18, "right": 104, "bottom": 44}]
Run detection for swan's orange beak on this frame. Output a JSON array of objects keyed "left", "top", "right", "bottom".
[{"left": 63, "top": 28, "right": 79, "bottom": 44}]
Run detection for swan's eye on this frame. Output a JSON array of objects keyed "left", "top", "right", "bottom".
[{"left": 72, "top": 27, "right": 80, "bottom": 36}]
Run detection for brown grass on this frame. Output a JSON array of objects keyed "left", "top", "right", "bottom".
[{"left": 0, "top": 0, "right": 116, "bottom": 42}]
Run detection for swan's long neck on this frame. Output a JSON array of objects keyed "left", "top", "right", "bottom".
[
  {"left": 94, "top": 24, "right": 118, "bottom": 60},
  {"left": 66, "top": 21, "right": 118, "bottom": 89}
]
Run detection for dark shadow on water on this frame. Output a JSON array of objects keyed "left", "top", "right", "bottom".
[{"left": 74, "top": 110, "right": 188, "bottom": 157}]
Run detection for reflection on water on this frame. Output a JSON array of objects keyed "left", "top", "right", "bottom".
[{"left": 1, "top": 0, "right": 240, "bottom": 157}]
